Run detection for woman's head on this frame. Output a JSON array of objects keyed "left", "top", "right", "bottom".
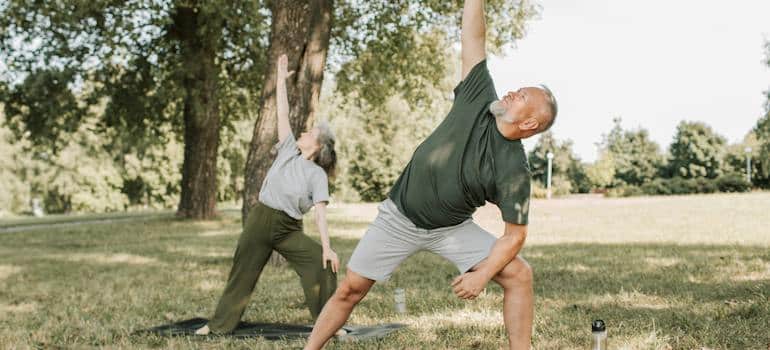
[{"left": 296, "top": 121, "right": 337, "bottom": 177}]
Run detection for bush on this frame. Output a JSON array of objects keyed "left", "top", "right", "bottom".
[
  {"left": 640, "top": 179, "right": 671, "bottom": 195},
  {"left": 715, "top": 173, "right": 751, "bottom": 193},
  {"left": 606, "top": 185, "right": 644, "bottom": 197},
  {"left": 531, "top": 175, "right": 573, "bottom": 198}
]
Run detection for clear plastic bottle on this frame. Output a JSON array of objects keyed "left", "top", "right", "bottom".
[
  {"left": 394, "top": 288, "right": 406, "bottom": 314},
  {"left": 591, "top": 319, "right": 607, "bottom": 350}
]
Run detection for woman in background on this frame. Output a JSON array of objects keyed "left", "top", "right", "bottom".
[{"left": 196, "top": 54, "right": 339, "bottom": 335}]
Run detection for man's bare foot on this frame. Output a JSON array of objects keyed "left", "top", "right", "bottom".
[{"left": 195, "top": 324, "right": 210, "bottom": 335}]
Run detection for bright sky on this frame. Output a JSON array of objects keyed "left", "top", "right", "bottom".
[{"left": 488, "top": 0, "right": 770, "bottom": 162}]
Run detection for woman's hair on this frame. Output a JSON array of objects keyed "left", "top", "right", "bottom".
[{"left": 314, "top": 121, "right": 337, "bottom": 178}]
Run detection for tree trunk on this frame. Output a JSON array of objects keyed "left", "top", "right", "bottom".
[
  {"left": 242, "top": 0, "right": 333, "bottom": 265},
  {"left": 172, "top": 4, "right": 222, "bottom": 220}
]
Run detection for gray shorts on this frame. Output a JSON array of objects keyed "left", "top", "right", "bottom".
[{"left": 347, "top": 199, "right": 497, "bottom": 282}]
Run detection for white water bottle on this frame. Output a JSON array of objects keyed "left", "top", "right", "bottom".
[
  {"left": 394, "top": 288, "right": 406, "bottom": 314},
  {"left": 591, "top": 319, "right": 607, "bottom": 350}
]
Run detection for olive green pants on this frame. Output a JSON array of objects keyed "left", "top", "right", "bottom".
[{"left": 208, "top": 202, "right": 337, "bottom": 333}]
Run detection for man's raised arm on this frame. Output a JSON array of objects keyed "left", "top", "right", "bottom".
[{"left": 461, "top": 0, "right": 487, "bottom": 80}]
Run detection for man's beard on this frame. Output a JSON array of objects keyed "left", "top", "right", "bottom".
[{"left": 489, "top": 100, "right": 514, "bottom": 123}]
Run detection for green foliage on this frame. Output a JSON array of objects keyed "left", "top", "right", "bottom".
[
  {"left": 714, "top": 173, "right": 752, "bottom": 193},
  {"left": 0, "top": 112, "right": 31, "bottom": 215},
  {"left": 600, "top": 118, "right": 664, "bottom": 186},
  {"left": 531, "top": 175, "right": 573, "bottom": 198},
  {"left": 722, "top": 132, "right": 766, "bottom": 189},
  {"left": 609, "top": 176, "right": 747, "bottom": 198},
  {"left": 667, "top": 121, "right": 726, "bottom": 179},
  {"left": 585, "top": 151, "right": 615, "bottom": 189},
  {"left": 325, "top": 86, "right": 450, "bottom": 202},
  {"left": 753, "top": 113, "right": 770, "bottom": 188},
  {"left": 528, "top": 131, "right": 589, "bottom": 193},
  {"left": 332, "top": 0, "right": 538, "bottom": 107}
]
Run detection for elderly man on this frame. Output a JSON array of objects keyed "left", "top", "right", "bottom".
[{"left": 305, "top": 0, "right": 557, "bottom": 349}]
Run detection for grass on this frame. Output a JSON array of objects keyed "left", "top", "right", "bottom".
[{"left": 1, "top": 192, "right": 768, "bottom": 349}]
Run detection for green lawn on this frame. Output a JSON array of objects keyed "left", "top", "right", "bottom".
[{"left": 1, "top": 192, "right": 768, "bottom": 349}]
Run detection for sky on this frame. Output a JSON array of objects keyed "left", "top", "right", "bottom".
[{"left": 488, "top": 0, "right": 770, "bottom": 162}]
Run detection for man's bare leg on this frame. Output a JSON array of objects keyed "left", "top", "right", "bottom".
[
  {"left": 304, "top": 270, "right": 375, "bottom": 350},
  {"left": 472, "top": 256, "right": 534, "bottom": 349}
]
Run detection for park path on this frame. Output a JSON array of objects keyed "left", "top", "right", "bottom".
[{"left": 0, "top": 209, "right": 240, "bottom": 234}]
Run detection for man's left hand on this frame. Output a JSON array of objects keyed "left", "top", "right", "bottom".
[{"left": 451, "top": 270, "right": 490, "bottom": 300}]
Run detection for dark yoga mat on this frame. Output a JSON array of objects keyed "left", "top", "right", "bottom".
[{"left": 135, "top": 318, "right": 406, "bottom": 341}]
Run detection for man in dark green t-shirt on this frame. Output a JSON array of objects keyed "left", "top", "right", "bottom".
[{"left": 306, "top": 1, "right": 558, "bottom": 349}]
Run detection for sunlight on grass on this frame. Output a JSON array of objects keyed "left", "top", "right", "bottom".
[
  {"left": 588, "top": 290, "right": 671, "bottom": 310},
  {"left": 0, "top": 302, "right": 37, "bottom": 313},
  {"left": 51, "top": 253, "right": 160, "bottom": 265},
  {"left": 0, "top": 264, "right": 21, "bottom": 281},
  {"left": 166, "top": 245, "right": 232, "bottom": 258},
  {"left": 644, "top": 257, "right": 682, "bottom": 267},
  {"left": 723, "top": 258, "right": 770, "bottom": 282},
  {"left": 1, "top": 192, "right": 768, "bottom": 349},
  {"left": 613, "top": 328, "right": 672, "bottom": 350},
  {"left": 406, "top": 308, "right": 501, "bottom": 329},
  {"left": 198, "top": 229, "right": 239, "bottom": 237},
  {"left": 564, "top": 263, "right": 592, "bottom": 272},
  {"left": 197, "top": 279, "right": 224, "bottom": 292}
]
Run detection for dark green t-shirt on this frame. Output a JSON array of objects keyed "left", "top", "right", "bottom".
[{"left": 388, "top": 60, "right": 531, "bottom": 229}]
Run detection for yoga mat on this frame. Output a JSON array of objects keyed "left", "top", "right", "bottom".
[{"left": 135, "top": 317, "right": 405, "bottom": 341}]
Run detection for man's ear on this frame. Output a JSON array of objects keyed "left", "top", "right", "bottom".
[{"left": 519, "top": 117, "right": 540, "bottom": 131}]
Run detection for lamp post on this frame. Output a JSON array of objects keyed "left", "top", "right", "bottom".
[
  {"left": 745, "top": 147, "right": 752, "bottom": 184},
  {"left": 546, "top": 151, "right": 554, "bottom": 199}
]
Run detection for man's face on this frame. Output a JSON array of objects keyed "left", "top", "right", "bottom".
[{"left": 500, "top": 87, "right": 549, "bottom": 125}]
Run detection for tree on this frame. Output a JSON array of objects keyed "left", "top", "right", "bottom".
[
  {"left": 1, "top": 0, "right": 269, "bottom": 219},
  {"left": 241, "top": 0, "right": 539, "bottom": 218},
  {"left": 753, "top": 113, "right": 770, "bottom": 188},
  {"left": 585, "top": 151, "right": 616, "bottom": 189},
  {"left": 599, "top": 118, "right": 664, "bottom": 186},
  {"left": 528, "top": 131, "right": 589, "bottom": 193},
  {"left": 668, "top": 121, "right": 726, "bottom": 179}
]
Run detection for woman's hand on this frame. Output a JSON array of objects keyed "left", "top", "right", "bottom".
[
  {"left": 322, "top": 248, "right": 339, "bottom": 273},
  {"left": 276, "top": 54, "right": 295, "bottom": 81}
]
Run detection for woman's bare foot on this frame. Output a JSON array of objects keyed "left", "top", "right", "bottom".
[{"left": 194, "top": 324, "right": 211, "bottom": 335}]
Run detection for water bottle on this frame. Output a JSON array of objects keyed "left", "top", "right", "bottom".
[
  {"left": 394, "top": 288, "right": 406, "bottom": 314},
  {"left": 591, "top": 319, "right": 607, "bottom": 350}
]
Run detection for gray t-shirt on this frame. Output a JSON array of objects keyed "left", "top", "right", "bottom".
[{"left": 258, "top": 135, "right": 330, "bottom": 219}]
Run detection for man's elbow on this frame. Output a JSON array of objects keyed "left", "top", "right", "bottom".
[{"left": 504, "top": 225, "right": 528, "bottom": 246}]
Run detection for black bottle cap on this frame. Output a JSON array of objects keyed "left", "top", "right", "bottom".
[{"left": 592, "top": 319, "right": 606, "bottom": 332}]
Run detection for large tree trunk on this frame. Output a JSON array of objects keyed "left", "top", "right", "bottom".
[
  {"left": 172, "top": 5, "right": 222, "bottom": 220},
  {"left": 243, "top": 0, "right": 333, "bottom": 219},
  {"left": 243, "top": 0, "right": 333, "bottom": 265}
]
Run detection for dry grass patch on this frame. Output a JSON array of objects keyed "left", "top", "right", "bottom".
[
  {"left": 198, "top": 229, "right": 239, "bottom": 237},
  {"left": 643, "top": 257, "right": 682, "bottom": 268},
  {"left": 0, "top": 264, "right": 22, "bottom": 281},
  {"left": 0, "top": 302, "right": 38, "bottom": 313},
  {"left": 55, "top": 253, "right": 160, "bottom": 265},
  {"left": 588, "top": 290, "right": 671, "bottom": 310}
]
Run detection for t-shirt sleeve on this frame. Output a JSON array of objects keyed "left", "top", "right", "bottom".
[
  {"left": 491, "top": 157, "right": 532, "bottom": 225},
  {"left": 310, "top": 170, "right": 330, "bottom": 204},
  {"left": 274, "top": 134, "right": 299, "bottom": 162},
  {"left": 453, "top": 59, "right": 497, "bottom": 104}
]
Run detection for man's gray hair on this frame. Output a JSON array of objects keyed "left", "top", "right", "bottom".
[
  {"left": 539, "top": 84, "right": 558, "bottom": 132},
  {"left": 314, "top": 120, "right": 337, "bottom": 177}
]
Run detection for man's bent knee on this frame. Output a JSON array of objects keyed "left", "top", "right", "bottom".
[
  {"left": 495, "top": 256, "right": 533, "bottom": 288},
  {"left": 334, "top": 271, "right": 374, "bottom": 304}
]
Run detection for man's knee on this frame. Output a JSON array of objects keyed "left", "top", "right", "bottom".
[
  {"left": 496, "top": 257, "right": 533, "bottom": 288},
  {"left": 333, "top": 273, "right": 372, "bottom": 304}
]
